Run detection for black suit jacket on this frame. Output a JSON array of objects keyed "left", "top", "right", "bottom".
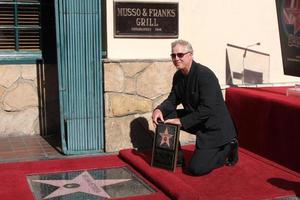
[{"left": 157, "top": 61, "right": 236, "bottom": 148}]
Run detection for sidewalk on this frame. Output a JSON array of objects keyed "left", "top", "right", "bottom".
[{"left": 0, "top": 135, "right": 64, "bottom": 163}]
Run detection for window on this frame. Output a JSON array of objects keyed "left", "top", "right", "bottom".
[{"left": 0, "top": 0, "right": 41, "bottom": 62}]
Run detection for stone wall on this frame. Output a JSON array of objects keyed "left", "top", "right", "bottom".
[
  {"left": 0, "top": 64, "right": 39, "bottom": 136},
  {"left": 0, "top": 60, "right": 196, "bottom": 152},
  {"left": 103, "top": 60, "right": 196, "bottom": 152}
]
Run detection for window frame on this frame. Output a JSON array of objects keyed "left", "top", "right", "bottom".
[{"left": 0, "top": 0, "right": 42, "bottom": 64}]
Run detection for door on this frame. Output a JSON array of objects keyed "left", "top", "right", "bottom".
[{"left": 55, "top": 0, "right": 104, "bottom": 154}]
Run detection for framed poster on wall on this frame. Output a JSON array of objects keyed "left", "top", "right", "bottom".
[{"left": 276, "top": 0, "right": 300, "bottom": 77}]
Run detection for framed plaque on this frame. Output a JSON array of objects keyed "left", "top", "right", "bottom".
[
  {"left": 151, "top": 122, "right": 180, "bottom": 171},
  {"left": 114, "top": 1, "right": 178, "bottom": 38}
]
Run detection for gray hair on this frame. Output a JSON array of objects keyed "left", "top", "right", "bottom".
[{"left": 171, "top": 39, "right": 193, "bottom": 54}]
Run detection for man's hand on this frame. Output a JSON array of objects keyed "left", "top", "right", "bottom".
[
  {"left": 152, "top": 109, "right": 164, "bottom": 127},
  {"left": 165, "top": 118, "right": 182, "bottom": 127}
]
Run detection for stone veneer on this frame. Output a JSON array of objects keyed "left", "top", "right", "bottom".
[
  {"left": 0, "top": 61, "right": 196, "bottom": 152},
  {"left": 0, "top": 64, "right": 39, "bottom": 136},
  {"left": 104, "top": 60, "right": 195, "bottom": 152}
]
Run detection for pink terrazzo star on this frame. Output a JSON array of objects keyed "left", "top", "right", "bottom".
[
  {"left": 159, "top": 128, "right": 173, "bottom": 147},
  {"left": 33, "top": 171, "right": 130, "bottom": 199}
]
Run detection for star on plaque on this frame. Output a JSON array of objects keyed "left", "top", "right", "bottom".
[
  {"left": 32, "top": 171, "right": 130, "bottom": 199},
  {"left": 159, "top": 128, "right": 174, "bottom": 147}
]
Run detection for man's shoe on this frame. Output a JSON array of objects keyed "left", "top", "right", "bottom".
[{"left": 225, "top": 138, "right": 238, "bottom": 166}]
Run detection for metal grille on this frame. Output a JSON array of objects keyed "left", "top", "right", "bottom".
[{"left": 55, "top": 0, "right": 104, "bottom": 154}]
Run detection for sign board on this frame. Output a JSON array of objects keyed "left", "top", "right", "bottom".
[
  {"left": 114, "top": 1, "right": 178, "bottom": 38},
  {"left": 151, "top": 122, "right": 180, "bottom": 172}
]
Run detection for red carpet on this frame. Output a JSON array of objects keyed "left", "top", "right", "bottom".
[
  {"left": 0, "top": 155, "right": 169, "bottom": 200},
  {"left": 226, "top": 87, "right": 300, "bottom": 173},
  {"left": 119, "top": 145, "right": 300, "bottom": 200},
  {"left": 1, "top": 146, "right": 299, "bottom": 200}
]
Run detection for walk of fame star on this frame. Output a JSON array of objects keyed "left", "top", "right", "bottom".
[
  {"left": 159, "top": 128, "right": 173, "bottom": 147},
  {"left": 32, "top": 171, "right": 130, "bottom": 199}
]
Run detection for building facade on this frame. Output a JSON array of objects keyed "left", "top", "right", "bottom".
[{"left": 0, "top": 0, "right": 299, "bottom": 153}]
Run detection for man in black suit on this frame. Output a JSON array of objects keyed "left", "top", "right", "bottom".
[{"left": 152, "top": 39, "right": 238, "bottom": 176}]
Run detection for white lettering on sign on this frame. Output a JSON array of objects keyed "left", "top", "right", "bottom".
[
  {"left": 117, "top": 8, "right": 142, "bottom": 17},
  {"left": 136, "top": 18, "right": 158, "bottom": 27}
]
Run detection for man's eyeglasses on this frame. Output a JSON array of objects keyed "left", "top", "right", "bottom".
[{"left": 170, "top": 52, "right": 190, "bottom": 59}]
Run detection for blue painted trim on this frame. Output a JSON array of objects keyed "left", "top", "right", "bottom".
[
  {"left": 62, "top": 149, "right": 105, "bottom": 156},
  {"left": 0, "top": 52, "right": 42, "bottom": 64}
]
